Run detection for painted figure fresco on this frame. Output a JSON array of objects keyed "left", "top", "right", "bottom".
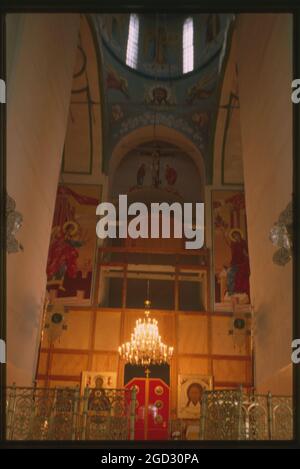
[
  {"left": 81, "top": 371, "right": 117, "bottom": 392},
  {"left": 150, "top": 86, "right": 168, "bottom": 105},
  {"left": 88, "top": 376, "right": 111, "bottom": 412},
  {"left": 225, "top": 228, "right": 250, "bottom": 297},
  {"left": 145, "top": 26, "right": 167, "bottom": 65},
  {"left": 178, "top": 375, "right": 213, "bottom": 419},
  {"left": 115, "top": 145, "right": 200, "bottom": 204},
  {"left": 183, "top": 382, "right": 203, "bottom": 417},
  {"left": 165, "top": 164, "right": 177, "bottom": 185},
  {"left": 47, "top": 221, "right": 86, "bottom": 283},
  {"left": 143, "top": 25, "right": 178, "bottom": 66},
  {"left": 212, "top": 190, "right": 250, "bottom": 305},
  {"left": 186, "top": 71, "right": 217, "bottom": 104},
  {"left": 106, "top": 66, "right": 129, "bottom": 98},
  {"left": 46, "top": 184, "right": 100, "bottom": 304},
  {"left": 191, "top": 111, "right": 209, "bottom": 129},
  {"left": 111, "top": 104, "right": 124, "bottom": 122},
  {"left": 144, "top": 85, "right": 175, "bottom": 106},
  {"left": 152, "top": 150, "right": 161, "bottom": 188},
  {"left": 137, "top": 163, "right": 146, "bottom": 186}
]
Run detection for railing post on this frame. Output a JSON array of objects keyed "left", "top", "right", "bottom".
[
  {"left": 81, "top": 387, "right": 89, "bottom": 441},
  {"left": 46, "top": 388, "right": 57, "bottom": 440},
  {"left": 47, "top": 388, "right": 57, "bottom": 440},
  {"left": 237, "top": 385, "right": 243, "bottom": 440},
  {"left": 71, "top": 386, "right": 80, "bottom": 441},
  {"left": 267, "top": 391, "right": 273, "bottom": 440},
  {"left": 129, "top": 387, "right": 136, "bottom": 441},
  {"left": 199, "top": 392, "right": 207, "bottom": 440},
  {"left": 6, "top": 383, "right": 17, "bottom": 440}
]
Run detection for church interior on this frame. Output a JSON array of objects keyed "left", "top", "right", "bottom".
[{"left": 5, "top": 12, "right": 294, "bottom": 441}]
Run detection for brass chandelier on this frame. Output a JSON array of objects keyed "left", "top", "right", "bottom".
[{"left": 118, "top": 299, "right": 174, "bottom": 367}]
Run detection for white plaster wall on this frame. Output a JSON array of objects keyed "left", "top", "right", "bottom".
[
  {"left": 236, "top": 14, "right": 293, "bottom": 394},
  {"left": 6, "top": 14, "right": 80, "bottom": 385}
]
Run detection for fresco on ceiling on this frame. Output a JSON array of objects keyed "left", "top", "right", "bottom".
[
  {"left": 106, "top": 65, "right": 130, "bottom": 99},
  {"left": 212, "top": 190, "right": 250, "bottom": 309},
  {"left": 95, "top": 14, "right": 231, "bottom": 79},
  {"left": 46, "top": 184, "right": 101, "bottom": 305},
  {"left": 111, "top": 142, "right": 203, "bottom": 204},
  {"left": 186, "top": 70, "right": 217, "bottom": 104},
  {"left": 100, "top": 45, "right": 218, "bottom": 171},
  {"left": 144, "top": 84, "right": 176, "bottom": 106},
  {"left": 142, "top": 23, "right": 179, "bottom": 74},
  {"left": 91, "top": 13, "right": 234, "bottom": 180}
]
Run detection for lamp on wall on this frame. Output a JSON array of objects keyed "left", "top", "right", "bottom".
[
  {"left": 44, "top": 301, "right": 69, "bottom": 344},
  {"left": 6, "top": 193, "right": 23, "bottom": 253},
  {"left": 118, "top": 281, "right": 174, "bottom": 367},
  {"left": 269, "top": 201, "right": 293, "bottom": 266}
]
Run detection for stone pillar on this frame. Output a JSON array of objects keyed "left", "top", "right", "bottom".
[
  {"left": 236, "top": 14, "right": 293, "bottom": 394},
  {"left": 6, "top": 13, "right": 80, "bottom": 385}
]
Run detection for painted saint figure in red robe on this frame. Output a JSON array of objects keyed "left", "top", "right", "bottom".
[
  {"left": 165, "top": 164, "right": 177, "bottom": 186},
  {"left": 225, "top": 228, "right": 250, "bottom": 298},
  {"left": 46, "top": 221, "right": 86, "bottom": 288}
]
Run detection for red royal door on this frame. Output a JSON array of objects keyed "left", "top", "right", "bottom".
[{"left": 125, "top": 377, "right": 169, "bottom": 440}]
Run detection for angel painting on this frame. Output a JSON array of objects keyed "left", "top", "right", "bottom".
[
  {"left": 213, "top": 190, "right": 250, "bottom": 305},
  {"left": 106, "top": 66, "right": 129, "bottom": 99},
  {"left": 46, "top": 221, "right": 88, "bottom": 290},
  {"left": 186, "top": 70, "right": 217, "bottom": 104}
]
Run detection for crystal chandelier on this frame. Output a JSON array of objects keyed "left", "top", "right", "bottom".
[{"left": 118, "top": 299, "right": 174, "bottom": 367}]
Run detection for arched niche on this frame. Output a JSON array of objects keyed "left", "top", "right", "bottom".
[{"left": 108, "top": 125, "right": 206, "bottom": 202}]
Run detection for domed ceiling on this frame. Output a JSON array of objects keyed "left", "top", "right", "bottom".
[
  {"left": 96, "top": 13, "right": 231, "bottom": 79},
  {"left": 91, "top": 13, "right": 234, "bottom": 181}
]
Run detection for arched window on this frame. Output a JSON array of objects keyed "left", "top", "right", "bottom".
[
  {"left": 183, "top": 17, "right": 194, "bottom": 74},
  {"left": 126, "top": 14, "right": 139, "bottom": 69}
]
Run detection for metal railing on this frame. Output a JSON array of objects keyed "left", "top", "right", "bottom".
[
  {"left": 5, "top": 385, "right": 136, "bottom": 441},
  {"left": 169, "top": 389, "right": 293, "bottom": 441},
  {"left": 5, "top": 385, "right": 293, "bottom": 441},
  {"left": 199, "top": 389, "right": 293, "bottom": 440}
]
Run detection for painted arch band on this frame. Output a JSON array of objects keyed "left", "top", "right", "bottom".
[{"left": 96, "top": 195, "right": 205, "bottom": 250}]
